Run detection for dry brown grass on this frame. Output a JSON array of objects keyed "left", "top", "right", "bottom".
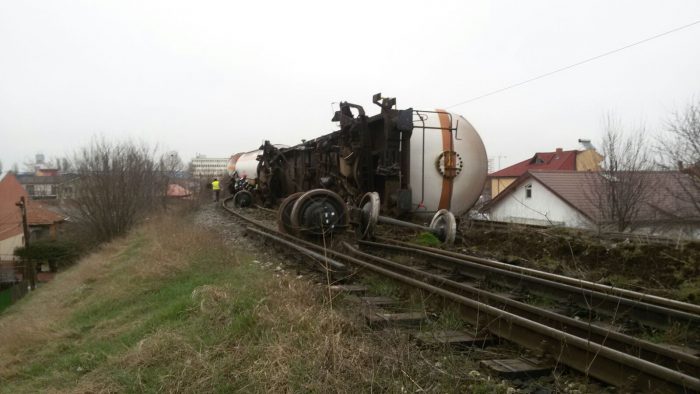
[
  {"left": 0, "top": 214, "right": 214, "bottom": 379},
  {"left": 1, "top": 210, "right": 519, "bottom": 393},
  {"left": 0, "top": 239, "right": 127, "bottom": 371}
]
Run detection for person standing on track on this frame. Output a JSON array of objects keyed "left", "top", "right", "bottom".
[{"left": 212, "top": 178, "right": 221, "bottom": 202}]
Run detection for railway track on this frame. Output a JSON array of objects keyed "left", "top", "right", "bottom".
[
  {"left": 370, "top": 238, "right": 700, "bottom": 316},
  {"left": 464, "top": 218, "right": 693, "bottom": 245},
  {"left": 221, "top": 197, "right": 700, "bottom": 393},
  {"left": 359, "top": 239, "right": 700, "bottom": 329}
]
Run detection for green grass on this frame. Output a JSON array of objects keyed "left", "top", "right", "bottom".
[
  {"left": 0, "top": 213, "right": 554, "bottom": 393},
  {"left": 676, "top": 278, "right": 700, "bottom": 304},
  {"left": 430, "top": 306, "right": 469, "bottom": 331},
  {"left": 363, "top": 274, "right": 403, "bottom": 298},
  {"left": 414, "top": 231, "right": 441, "bottom": 247},
  {"left": 0, "top": 219, "right": 273, "bottom": 393}
]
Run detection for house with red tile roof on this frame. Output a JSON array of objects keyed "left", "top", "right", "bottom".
[
  {"left": 483, "top": 170, "right": 700, "bottom": 239},
  {"left": 0, "top": 173, "right": 66, "bottom": 264},
  {"left": 489, "top": 147, "right": 602, "bottom": 198}
]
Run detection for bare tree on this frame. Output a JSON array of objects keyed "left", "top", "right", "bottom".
[
  {"left": 156, "top": 151, "right": 186, "bottom": 209},
  {"left": 61, "top": 158, "right": 72, "bottom": 173},
  {"left": 22, "top": 158, "right": 36, "bottom": 173},
  {"left": 657, "top": 99, "right": 700, "bottom": 216},
  {"left": 70, "top": 138, "right": 166, "bottom": 242},
  {"left": 592, "top": 115, "right": 656, "bottom": 232},
  {"left": 161, "top": 151, "right": 185, "bottom": 177}
]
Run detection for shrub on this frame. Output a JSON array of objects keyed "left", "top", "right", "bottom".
[{"left": 14, "top": 240, "right": 81, "bottom": 271}]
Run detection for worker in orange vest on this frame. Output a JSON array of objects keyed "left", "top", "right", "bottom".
[{"left": 212, "top": 178, "right": 221, "bottom": 202}]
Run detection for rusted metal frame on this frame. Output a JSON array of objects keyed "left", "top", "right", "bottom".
[
  {"left": 343, "top": 243, "right": 699, "bottom": 378},
  {"left": 362, "top": 240, "right": 700, "bottom": 330},
  {"left": 376, "top": 237, "right": 700, "bottom": 316},
  {"left": 356, "top": 117, "right": 374, "bottom": 193},
  {"left": 330, "top": 241, "right": 699, "bottom": 391}
]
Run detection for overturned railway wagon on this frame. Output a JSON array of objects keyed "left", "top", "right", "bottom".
[
  {"left": 227, "top": 94, "right": 488, "bottom": 238},
  {"left": 228, "top": 94, "right": 487, "bottom": 240}
]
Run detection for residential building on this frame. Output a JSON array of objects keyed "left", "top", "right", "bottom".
[
  {"left": 15, "top": 170, "right": 80, "bottom": 201},
  {"left": 483, "top": 170, "right": 700, "bottom": 239},
  {"left": 0, "top": 173, "right": 66, "bottom": 264},
  {"left": 489, "top": 147, "right": 602, "bottom": 199},
  {"left": 189, "top": 156, "right": 229, "bottom": 177}
]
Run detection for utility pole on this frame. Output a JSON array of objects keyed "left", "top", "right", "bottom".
[{"left": 15, "top": 197, "right": 35, "bottom": 290}]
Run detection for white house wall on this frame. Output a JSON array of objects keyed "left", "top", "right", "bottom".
[
  {"left": 0, "top": 233, "right": 23, "bottom": 261},
  {"left": 489, "top": 180, "right": 594, "bottom": 228}
]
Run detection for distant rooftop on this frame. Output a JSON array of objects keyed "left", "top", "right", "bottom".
[
  {"left": 486, "top": 170, "right": 700, "bottom": 223},
  {"left": 490, "top": 148, "right": 578, "bottom": 177}
]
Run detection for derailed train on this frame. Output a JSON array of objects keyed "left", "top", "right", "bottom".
[{"left": 227, "top": 94, "right": 487, "bottom": 241}]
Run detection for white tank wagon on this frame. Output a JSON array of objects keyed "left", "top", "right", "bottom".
[
  {"left": 227, "top": 144, "right": 289, "bottom": 187},
  {"left": 225, "top": 94, "right": 487, "bottom": 244},
  {"left": 409, "top": 110, "right": 487, "bottom": 217}
]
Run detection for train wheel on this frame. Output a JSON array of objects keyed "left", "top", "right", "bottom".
[
  {"left": 233, "top": 190, "right": 254, "bottom": 208},
  {"left": 290, "top": 189, "right": 348, "bottom": 236},
  {"left": 429, "top": 209, "right": 457, "bottom": 245},
  {"left": 356, "top": 192, "right": 380, "bottom": 240},
  {"left": 277, "top": 192, "right": 305, "bottom": 235}
]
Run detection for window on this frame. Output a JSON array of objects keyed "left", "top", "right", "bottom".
[{"left": 525, "top": 184, "right": 532, "bottom": 198}]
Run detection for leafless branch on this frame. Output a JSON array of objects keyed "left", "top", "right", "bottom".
[
  {"left": 68, "top": 137, "right": 171, "bottom": 242},
  {"left": 657, "top": 99, "right": 700, "bottom": 217},
  {"left": 589, "top": 113, "right": 656, "bottom": 232}
]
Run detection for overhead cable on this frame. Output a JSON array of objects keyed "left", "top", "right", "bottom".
[{"left": 446, "top": 19, "right": 700, "bottom": 109}]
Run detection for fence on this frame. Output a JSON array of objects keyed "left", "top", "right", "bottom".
[{"left": 0, "top": 280, "right": 29, "bottom": 313}]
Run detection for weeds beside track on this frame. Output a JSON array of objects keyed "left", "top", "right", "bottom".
[{"left": 223, "top": 198, "right": 700, "bottom": 392}]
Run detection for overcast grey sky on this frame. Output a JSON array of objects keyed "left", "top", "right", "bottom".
[{"left": 1, "top": 0, "right": 699, "bottom": 171}]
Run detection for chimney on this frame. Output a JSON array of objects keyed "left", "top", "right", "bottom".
[
  {"left": 555, "top": 148, "right": 563, "bottom": 154},
  {"left": 578, "top": 139, "right": 595, "bottom": 150}
]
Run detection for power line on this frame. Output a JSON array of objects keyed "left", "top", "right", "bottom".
[{"left": 446, "top": 19, "right": 700, "bottom": 109}]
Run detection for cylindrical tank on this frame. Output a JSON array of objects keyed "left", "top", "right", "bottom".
[
  {"left": 226, "top": 152, "right": 243, "bottom": 176},
  {"left": 409, "top": 110, "right": 487, "bottom": 217},
  {"left": 230, "top": 150, "right": 261, "bottom": 180},
  {"left": 227, "top": 145, "right": 289, "bottom": 181}
]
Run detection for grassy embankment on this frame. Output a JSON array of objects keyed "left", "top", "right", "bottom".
[
  {"left": 0, "top": 212, "right": 525, "bottom": 393},
  {"left": 459, "top": 225, "right": 700, "bottom": 304}
]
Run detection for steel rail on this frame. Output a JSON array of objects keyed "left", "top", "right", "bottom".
[
  {"left": 236, "top": 225, "right": 699, "bottom": 391},
  {"left": 222, "top": 197, "right": 347, "bottom": 275},
  {"left": 254, "top": 204, "right": 278, "bottom": 214},
  {"left": 365, "top": 240, "right": 700, "bottom": 329},
  {"left": 224, "top": 203, "right": 698, "bottom": 374},
  {"left": 376, "top": 237, "right": 700, "bottom": 316},
  {"left": 219, "top": 200, "right": 699, "bottom": 390},
  {"left": 247, "top": 227, "right": 347, "bottom": 276},
  {"left": 344, "top": 243, "right": 699, "bottom": 378}
]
